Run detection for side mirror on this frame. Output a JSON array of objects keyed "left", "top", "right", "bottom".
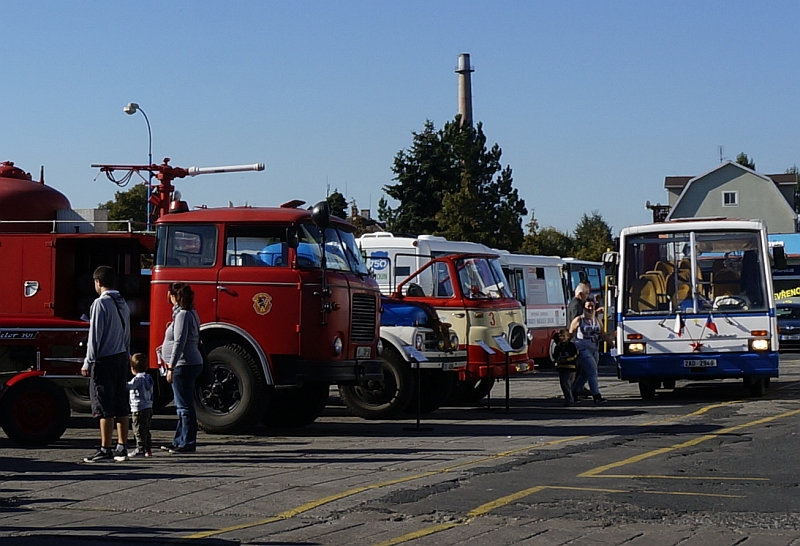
[
  {"left": 311, "top": 201, "right": 331, "bottom": 230},
  {"left": 774, "top": 245, "right": 788, "bottom": 270},
  {"left": 286, "top": 226, "right": 299, "bottom": 249}
]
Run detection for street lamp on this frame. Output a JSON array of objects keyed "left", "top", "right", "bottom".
[{"left": 123, "top": 102, "right": 153, "bottom": 230}]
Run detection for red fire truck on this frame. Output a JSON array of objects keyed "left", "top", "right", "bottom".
[{"left": 0, "top": 159, "right": 383, "bottom": 444}]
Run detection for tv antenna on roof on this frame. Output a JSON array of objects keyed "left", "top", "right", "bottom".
[{"left": 718, "top": 145, "right": 727, "bottom": 163}]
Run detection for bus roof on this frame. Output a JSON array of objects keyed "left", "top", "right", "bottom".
[{"left": 620, "top": 219, "right": 767, "bottom": 237}]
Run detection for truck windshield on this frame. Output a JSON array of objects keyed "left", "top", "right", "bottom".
[
  {"left": 623, "top": 230, "right": 767, "bottom": 315},
  {"left": 297, "top": 224, "right": 369, "bottom": 274},
  {"left": 456, "top": 256, "right": 513, "bottom": 300}
]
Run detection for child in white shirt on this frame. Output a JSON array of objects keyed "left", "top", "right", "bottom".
[{"left": 127, "top": 353, "right": 154, "bottom": 457}]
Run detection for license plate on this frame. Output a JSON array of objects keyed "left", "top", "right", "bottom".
[
  {"left": 356, "top": 346, "right": 372, "bottom": 359},
  {"left": 780, "top": 334, "right": 800, "bottom": 341},
  {"left": 683, "top": 359, "right": 717, "bottom": 368}
]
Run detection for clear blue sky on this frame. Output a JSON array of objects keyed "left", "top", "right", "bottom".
[{"left": 3, "top": 1, "right": 799, "bottom": 235}]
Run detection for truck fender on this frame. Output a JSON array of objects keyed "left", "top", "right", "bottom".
[
  {"left": 1, "top": 370, "right": 47, "bottom": 395},
  {"left": 379, "top": 329, "right": 416, "bottom": 363},
  {"left": 200, "top": 322, "right": 274, "bottom": 385}
]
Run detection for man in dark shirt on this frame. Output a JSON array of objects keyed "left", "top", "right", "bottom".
[{"left": 567, "top": 282, "right": 591, "bottom": 325}]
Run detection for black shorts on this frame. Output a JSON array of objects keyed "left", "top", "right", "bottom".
[{"left": 89, "top": 352, "right": 130, "bottom": 419}]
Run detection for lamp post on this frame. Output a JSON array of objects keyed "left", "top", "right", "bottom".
[{"left": 123, "top": 102, "right": 153, "bottom": 230}]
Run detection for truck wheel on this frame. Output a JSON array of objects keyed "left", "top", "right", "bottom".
[
  {"left": 745, "top": 377, "right": 767, "bottom": 397},
  {"left": 263, "top": 382, "right": 330, "bottom": 428},
  {"left": 0, "top": 378, "right": 70, "bottom": 446},
  {"left": 453, "top": 378, "right": 496, "bottom": 404},
  {"left": 338, "top": 346, "right": 414, "bottom": 420},
  {"left": 195, "top": 344, "right": 269, "bottom": 434},
  {"left": 406, "top": 370, "right": 457, "bottom": 414},
  {"left": 638, "top": 379, "right": 658, "bottom": 400},
  {"left": 64, "top": 385, "right": 92, "bottom": 413}
]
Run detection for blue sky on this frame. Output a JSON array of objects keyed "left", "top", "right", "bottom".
[{"left": 3, "top": 1, "right": 800, "bottom": 235}]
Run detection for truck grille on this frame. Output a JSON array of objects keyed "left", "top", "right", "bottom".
[{"left": 351, "top": 293, "right": 378, "bottom": 343}]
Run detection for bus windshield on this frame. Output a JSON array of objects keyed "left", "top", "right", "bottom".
[{"left": 624, "top": 230, "right": 767, "bottom": 315}]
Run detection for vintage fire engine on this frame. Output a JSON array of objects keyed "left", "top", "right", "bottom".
[{"left": 0, "top": 158, "right": 384, "bottom": 443}]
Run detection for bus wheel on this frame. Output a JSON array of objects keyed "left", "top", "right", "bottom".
[
  {"left": 745, "top": 377, "right": 767, "bottom": 397},
  {"left": 0, "top": 378, "right": 70, "bottom": 446},
  {"left": 638, "top": 379, "right": 658, "bottom": 400},
  {"left": 338, "top": 347, "right": 413, "bottom": 420},
  {"left": 406, "top": 370, "right": 457, "bottom": 415},
  {"left": 195, "top": 344, "right": 269, "bottom": 434},
  {"left": 263, "top": 382, "right": 330, "bottom": 428},
  {"left": 64, "top": 385, "right": 92, "bottom": 413},
  {"left": 453, "top": 378, "right": 496, "bottom": 404}
]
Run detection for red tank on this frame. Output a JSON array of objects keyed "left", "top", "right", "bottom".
[{"left": 0, "top": 161, "right": 71, "bottom": 232}]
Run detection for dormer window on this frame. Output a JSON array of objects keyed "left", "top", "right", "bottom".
[{"left": 723, "top": 190, "right": 738, "bottom": 207}]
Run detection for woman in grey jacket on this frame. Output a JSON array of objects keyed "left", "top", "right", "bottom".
[{"left": 161, "top": 282, "right": 203, "bottom": 453}]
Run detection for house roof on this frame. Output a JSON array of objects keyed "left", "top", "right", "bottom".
[{"left": 665, "top": 168, "right": 797, "bottom": 190}]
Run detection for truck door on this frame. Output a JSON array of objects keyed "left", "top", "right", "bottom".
[
  {"left": 0, "top": 235, "right": 54, "bottom": 315},
  {"left": 216, "top": 226, "right": 300, "bottom": 356}
]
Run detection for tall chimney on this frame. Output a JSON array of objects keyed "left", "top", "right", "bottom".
[{"left": 455, "top": 53, "right": 474, "bottom": 127}]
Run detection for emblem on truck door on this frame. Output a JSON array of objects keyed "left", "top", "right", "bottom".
[{"left": 252, "top": 292, "right": 273, "bottom": 315}]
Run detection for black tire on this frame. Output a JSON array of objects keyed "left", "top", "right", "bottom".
[
  {"left": 746, "top": 377, "right": 767, "bottom": 397},
  {"left": 638, "top": 379, "right": 658, "bottom": 400},
  {"left": 453, "top": 378, "right": 497, "bottom": 404},
  {"left": 195, "top": 344, "right": 269, "bottom": 434},
  {"left": 0, "top": 378, "right": 70, "bottom": 446},
  {"left": 263, "top": 382, "right": 330, "bottom": 428},
  {"left": 64, "top": 385, "right": 92, "bottom": 413},
  {"left": 406, "top": 370, "right": 457, "bottom": 414},
  {"left": 338, "top": 346, "right": 414, "bottom": 420}
]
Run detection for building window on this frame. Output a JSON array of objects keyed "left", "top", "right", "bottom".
[{"left": 722, "top": 191, "right": 738, "bottom": 207}]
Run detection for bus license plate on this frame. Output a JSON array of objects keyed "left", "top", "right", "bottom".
[{"left": 683, "top": 359, "right": 717, "bottom": 368}]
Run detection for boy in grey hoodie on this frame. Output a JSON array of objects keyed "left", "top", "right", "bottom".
[{"left": 81, "top": 266, "right": 132, "bottom": 463}]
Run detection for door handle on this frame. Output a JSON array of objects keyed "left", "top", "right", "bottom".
[{"left": 452, "top": 312, "right": 465, "bottom": 318}]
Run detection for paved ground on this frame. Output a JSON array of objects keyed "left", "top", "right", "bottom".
[{"left": 2, "top": 356, "right": 800, "bottom": 545}]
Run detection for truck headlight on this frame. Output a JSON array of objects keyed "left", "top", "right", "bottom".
[
  {"left": 414, "top": 333, "right": 424, "bottom": 351},
  {"left": 333, "top": 337, "right": 343, "bottom": 356},
  {"left": 377, "top": 339, "right": 383, "bottom": 356}
]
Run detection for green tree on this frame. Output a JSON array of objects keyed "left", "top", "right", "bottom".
[
  {"left": 98, "top": 182, "right": 148, "bottom": 230},
  {"left": 736, "top": 152, "right": 755, "bottom": 170},
  {"left": 327, "top": 189, "right": 348, "bottom": 219},
  {"left": 383, "top": 116, "right": 527, "bottom": 249},
  {"left": 572, "top": 211, "right": 614, "bottom": 261}
]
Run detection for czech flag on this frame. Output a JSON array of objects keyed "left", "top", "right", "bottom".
[
  {"left": 674, "top": 313, "right": 685, "bottom": 337},
  {"left": 706, "top": 314, "right": 718, "bottom": 334}
]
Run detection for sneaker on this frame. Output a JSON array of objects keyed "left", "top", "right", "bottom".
[
  {"left": 168, "top": 445, "right": 197, "bottom": 454},
  {"left": 83, "top": 449, "right": 114, "bottom": 463},
  {"left": 144, "top": 450, "right": 153, "bottom": 458},
  {"left": 113, "top": 446, "right": 129, "bottom": 462},
  {"left": 130, "top": 448, "right": 146, "bottom": 458},
  {"left": 160, "top": 444, "right": 178, "bottom": 452},
  {"left": 593, "top": 396, "right": 608, "bottom": 405}
]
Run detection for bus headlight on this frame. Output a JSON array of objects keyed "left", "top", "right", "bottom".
[
  {"left": 750, "top": 339, "right": 770, "bottom": 351},
  {"left": 626, "top": 342, "right": 646, "bottom": 354},
  {"left": 333, "top": 337, "right": 343, "bottom": 356}
]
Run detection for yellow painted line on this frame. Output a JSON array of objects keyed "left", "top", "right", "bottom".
[
  {"left": 465, "top": 486, "right": 547, "bottom": 517},
  {"left": 580, "top": 407, "right": 800, "bottom": 478},
  {"left": 596, "top": 474, "right": 768, "bottom": 481},
  {"left": 373, "top": 522, "right": 462, "bottom": 546},
  {"left": 184, "top": 436, "right": 586, "bottom": 539},
  {"left": 545, "top": 485, "right": 743, "bottom": 498}
]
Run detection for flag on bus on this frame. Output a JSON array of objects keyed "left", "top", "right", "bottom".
[
  {"left": 674, "top": 313, "right": 685, "bottom": 337},
  {"left": 706, "top": 314, "right": 718, "bottom": 334}
]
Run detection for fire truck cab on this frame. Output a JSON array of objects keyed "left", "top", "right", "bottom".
[{"left": 151, "top": 201, "right": 383, "bottom": 433}]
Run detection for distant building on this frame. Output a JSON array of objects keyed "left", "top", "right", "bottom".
[{"left": 663, "top": 161, "right": 798, "bottom": 233}]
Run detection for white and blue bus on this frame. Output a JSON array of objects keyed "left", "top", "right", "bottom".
[{"left": 609, "top": 219, "right": 779, "bottom": 399}]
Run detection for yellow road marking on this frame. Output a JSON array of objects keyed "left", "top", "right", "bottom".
[
  {"left": 596, "top": 474, "right": 768, "bottom": 481},
  {"left": 580, "top": 407, "right": 800, "bottom": 477}
]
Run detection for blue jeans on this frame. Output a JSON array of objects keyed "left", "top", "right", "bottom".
[
  {"left": 171, "top": 364, "right": 202, "bottom": 448},
  {"left": 572, "top": 347, "right": 600, "bottom": 397}
]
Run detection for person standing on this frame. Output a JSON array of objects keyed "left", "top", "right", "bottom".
[
  {"left": 566, "top": 282, "right": 591, "bottom": 326},
  {"left": 160, "top": 283, "right": 203, "bottom": 454},
  {"left": 127, "top": 353, "right": 154, "bottom": 457},
  {"left": 569, "top": 299, "right": 613, "bottom": 405},
  {"left": 552, "top": 328, "right": 579, "bottom": 406},
  {"left": 81, "top": 266, "right": 132, "bottom": 463}
]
